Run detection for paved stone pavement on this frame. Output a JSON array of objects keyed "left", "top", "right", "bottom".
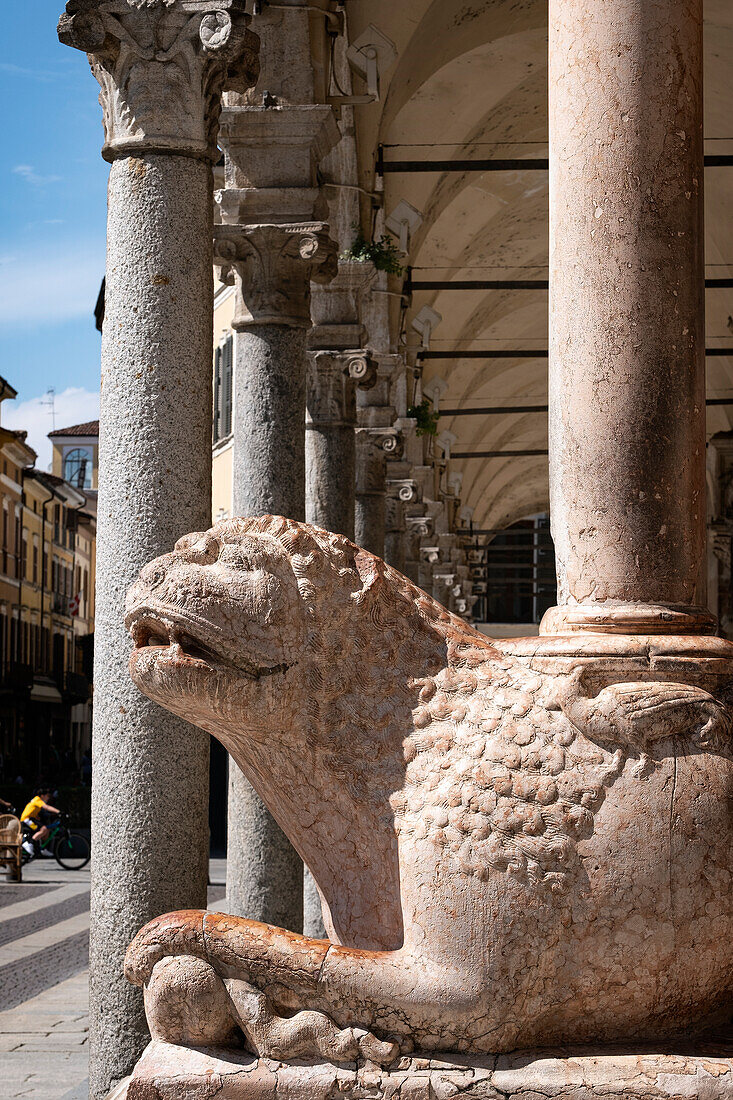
[{"left": 0, "top": 856, "right": 227, "bottom": 1099}]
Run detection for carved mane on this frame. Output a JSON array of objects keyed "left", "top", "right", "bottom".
[{"left": 212, "top": 517, "right": 624, "bottom": 897}]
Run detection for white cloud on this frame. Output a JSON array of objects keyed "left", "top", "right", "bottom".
[
  {"left": 12, "top": 164, "right": 61, "bottom": 187},
  {"left": 3, "top": 388, "right": 100, "bottom": 473},
  {"left": 0, "top": 63, "right": 63, "bottom": 83},
  {"left": 0, "top": 245, "right": 104, "bottom": 326}
]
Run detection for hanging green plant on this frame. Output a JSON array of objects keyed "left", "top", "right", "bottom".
[
  {"left": 342, "top": 231, "right": 404, "bottom": 275},
  {"left": 407, "top": 397, "right": 440, "bottom": 437}
]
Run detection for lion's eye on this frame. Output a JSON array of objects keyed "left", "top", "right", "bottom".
[{"left": 218, "top": 546, "right": 254, "bottom": 571}]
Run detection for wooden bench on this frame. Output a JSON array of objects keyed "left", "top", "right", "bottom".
[{"left": 0, "top": 814, "right": 23, "bottom": 881}]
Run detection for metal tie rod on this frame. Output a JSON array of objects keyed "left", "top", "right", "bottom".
[
  {"left": 420, "top": 347, "right": 733, "bottom": 360},
  {"left": 451, "top": 449, "right": 549, "bottom": 459},
  {"left": 442, "top": 395, "right": 733, "bottom": 416},
  {"left": 407, "top": 277, "right": 733, "bottom": 291},
  {"left": 377, "top": 149, "right": 733, "bottom": 174}
]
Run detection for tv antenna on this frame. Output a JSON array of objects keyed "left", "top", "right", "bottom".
[{"left": 42, "top": 388, "right": 56, "bottom": 432}]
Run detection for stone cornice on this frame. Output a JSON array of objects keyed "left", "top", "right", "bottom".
[{"left": 58, "top": 0, "right": 260, "bottom": 162}]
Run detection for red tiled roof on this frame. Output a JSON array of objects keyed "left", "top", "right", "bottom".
[{"left": 48, "top": 420, "right": 99, "bottom": 438}]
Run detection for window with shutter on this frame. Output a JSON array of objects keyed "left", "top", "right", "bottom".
[
  {"left": 222, "top": 336, "right": 233, "bottom": 438},
  {"left": 213, "top": 344, "right": 222, "bottom": 443}
]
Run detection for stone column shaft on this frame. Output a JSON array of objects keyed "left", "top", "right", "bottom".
[
  {"left": 58, "top": 3, "right": 259, "bottom": 1095},
  {"left": 546, "top": 0, "right": 709, "bottom": 635},
  {"left": 228, "top": 321, "right": 306, "bottom": 933},
  {"left": 306, "top": 351, "right": 368, "bottom": 540},
  {"left": 215, "top": 221, "right": 337, "bottom": 930},
  {"left": 355, "top": 431, "right": 387, "bottom": 557},
  {"left": 95, "top": 152, "right": 213, "bottom": 1097},
  {"left": 306, "top": 423, "right": 356, "bottom": 537}
]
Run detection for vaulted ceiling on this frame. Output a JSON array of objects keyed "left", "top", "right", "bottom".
[{"left": 345, "top": 0, "right": 733, "bottom": 531}]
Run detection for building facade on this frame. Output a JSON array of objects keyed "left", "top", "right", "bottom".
[{"left": 0, "top": 401, "right": 96, "bottom": 784}]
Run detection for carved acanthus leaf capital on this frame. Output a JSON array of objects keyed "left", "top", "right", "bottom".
[
  {"left": 306, "top": 351, "right": 357, "bottom": 428},
  {"left": 355, "top": 429, "right": 387, "bottom": 495},
  {"left": 58, "top": 0, "right": 260, "bottom": 162},
  {"left": 215, "top": 223, "right": 338, "bottom": 328}
]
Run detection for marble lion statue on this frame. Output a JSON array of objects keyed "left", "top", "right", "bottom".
[{"left": 124, "top": 515, "right": 733, "bottom": 1063}]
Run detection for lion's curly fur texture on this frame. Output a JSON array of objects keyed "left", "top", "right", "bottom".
[{"left": 216, "top": 516, "right": 627, "bottom": 893}]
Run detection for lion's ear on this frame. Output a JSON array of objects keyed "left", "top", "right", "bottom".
[{"left": 352, "top": 549, "right": 382, "bottom": 606}]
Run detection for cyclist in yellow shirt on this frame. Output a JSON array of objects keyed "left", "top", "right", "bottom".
[{"left": 20, "top": 788, "right": 60, "bottom": 847}]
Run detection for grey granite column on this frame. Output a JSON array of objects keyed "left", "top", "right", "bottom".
[
  {"left": 58, "top": 3, "right": 258, "bottom": 1096},
  {"left": 303, "top": 353, "right": 357, "bottom": 938},
  {"left": 215, "top": 222, "right": 337, "bottom": 929},
  {"left": 355, "top": 431, "right": 387, "bottom": 557},
  {"left": 546, "top": 0, "right": 710, "bottom": 636},
  {"left": 305, "top": 351, "right": 361, "bottom": 539}
]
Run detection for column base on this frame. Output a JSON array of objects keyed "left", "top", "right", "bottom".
[
  {"left": 541, "top": 602, "right": 717, "bottom": 636},
  {"left": 495, "top": 629, "right": 733, "bottom": 668},
  {"left": 111, "top": 1039, "right": 733, "bottom": 1099}
]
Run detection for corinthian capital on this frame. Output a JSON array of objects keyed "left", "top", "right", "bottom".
[
  {"left": 58, "top": 1, "right": 260, "bottom": 162},
  {"left": 215, "top": 224, "right": 338, "bottom": 329},
  {"left": 306, "top": 352, "right": 357, "bottom": 429}
]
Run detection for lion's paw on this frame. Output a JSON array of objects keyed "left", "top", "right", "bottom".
[{"left": 353, "top": 1027, "right": 399, "bottom": 1066}]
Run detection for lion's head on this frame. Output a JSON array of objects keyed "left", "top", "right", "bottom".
[{"left": 125, "top": 515, "right": 480, "bottom": 752}]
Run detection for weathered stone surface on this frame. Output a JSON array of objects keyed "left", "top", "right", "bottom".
[
  {"left": 215, "top": 96, "right": 340, "bottom": 934},
  {"left": 58, "top": 7, "right": 262, "bottom": 1098},
  {"left": 226, "top": 325, "right": 308, "bottom": 932},
  {"left": 122, "top": 516, "right": 733, "bottom": 1068},
  {"left": 354, "top": 431, "right": 387, "bottom": 557},
  {"left": 118, "top": 1039, "right": 733, "bottom": 1099},
  {"left": 58, "top": 0, "right": 259, "bottom": 162}
]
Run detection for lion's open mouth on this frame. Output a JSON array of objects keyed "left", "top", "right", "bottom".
[
  {"left": 127, "top": 610, "right": 290, "bottom": 681},
  {"left": 132, "top": 617, "right": 224, "bottom": 665}
]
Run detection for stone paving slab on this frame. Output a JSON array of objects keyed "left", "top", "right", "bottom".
[
  {"left": 0, "top": 926, "right": 90, "bottom": 1012},
  {"left": 0, "top": 970, "right": 90, "bottom": 1100},
  {"left": 0, "top": 890, "right": 90, "bottom": 948},
  {"left": 3, "top": 1051, "right": 90, "bottom": 1100},
  {"left": 0, "top": 884, "right": 56, "bottom": 908},
  {"left": 0, "top": 908, "right": 90, "bottom": 965}
]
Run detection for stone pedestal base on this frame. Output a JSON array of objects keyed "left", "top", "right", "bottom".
[{"left": 112, "top": 1040, "right": 733, "bottom": 1099}]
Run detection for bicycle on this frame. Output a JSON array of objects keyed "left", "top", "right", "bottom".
[{"left": 21, "top": 813, "right": 90, "bottom": 871}]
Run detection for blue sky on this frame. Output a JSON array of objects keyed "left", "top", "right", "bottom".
[{"left": 0, "top": 1, "right": 107, "bottom": 467}]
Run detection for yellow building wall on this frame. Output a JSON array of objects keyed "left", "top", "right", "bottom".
[
  {"left": 214, "top": 284, "right": 236, "bottom": 346},
  {"left": 51, "top": 440, "right": 99, "bottom": 489},
  {"left": 212, "top": 285, "right": 235, "bottom": 522},
  {"left": 212, "top": 444, "right": 233, "bottom": 523}
]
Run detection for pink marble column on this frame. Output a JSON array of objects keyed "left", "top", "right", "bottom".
[{"left": 545, "top": 0, "right": 712, "bottom": 636}]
